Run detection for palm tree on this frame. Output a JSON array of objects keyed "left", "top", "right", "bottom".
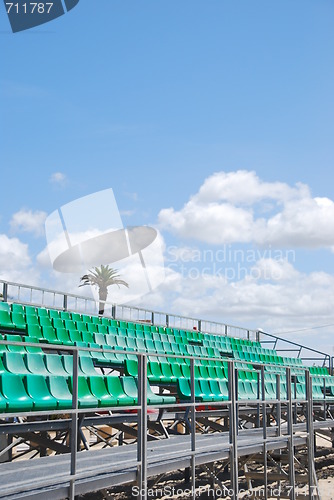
[{"left": 79, "top": 264, "right": 129, "bottom": 315}]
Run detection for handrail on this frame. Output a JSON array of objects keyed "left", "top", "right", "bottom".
[{"left": 0, "top": 278, "right": 330, "bottom": 367}]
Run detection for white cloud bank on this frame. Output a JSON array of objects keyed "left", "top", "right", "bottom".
[
  {"left": 10, "top": 209, "right": 47, "bottom": 237},
  {"left": 159, "top": 170, "right": 334, "bottom": 248}
]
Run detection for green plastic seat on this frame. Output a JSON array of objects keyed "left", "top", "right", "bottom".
[
  {"left": 79, "top": 357, "right": 98, "bottom": 376},
  {"left": 106, "top": 376, "right": 135, "bottom": 406},
  {"left": 24, "top": 374, "right": 58, "bottom": 410},
  {"left": 0, "top": 310, "right": 16, "bottom": 330},
  {"left": 49, "top": 309, "right": 60, "bottom": 319},
  {"left": 5, "top": 334, "right": 26, "bottom": 353},
  {"left": 0, "top": 373, "right": 33, "bottom": 412},
  {"left": 81, "top": 314, "right": 92, "bottom": 324},
  {"left": 4, "top": 352, "right": 30, "bottom": 374},
  {"left": 37, "top": 307, "right": 48, "bottom": 317},
  {"left": 64, "top": 320, "right": 77, "bottom": 331},
  {"left": 160, "top": 362, "right": 175, "bottom": 382},
  {"left": 45, "top": 354, "right": 68, "bottom": 376},
  {"left": 68, "top": 330, "right": 82, "bottom": 344},
  {"left": 124, "top": 359, "right": 138, "bottom": 377},
  {"left": 27, "top": 324, "right": 43, "bottom": 340},
  {"left": 209, "top": 379, "right": 229, "bottom": 400},
  {"left": 25, "top": 305, "right": 38, "bottom": 316},
  {"left": 82, "top": 331, "right": 95, "bottom": 344},
  {"left": 46, "top": 375, "right": 72, "bottom": 409},
  {"left": 10, "top": 303, "right": 23, "bottom": 314},
  {"left": 25, "top": 315, "right": 39, "bottom": 326},
  {"left": 39, "top": 316, "right": 53, "bottom": 328},
  {"left": 42, "top": 326, "right": 61, "bottom": 345},
  {"left": 54, "top": 328, "right": 72, "bottom": 345},
  {"left": 97, "top": 324, "right": 108, "bottom": 334},
  {"left": 60, "top": 311, "right": 71, "bottom": 321},
  {"left": 86, "top": 323, "right": 98, "bottom": 334},
  {"left": 24, "top": 353, "right": 49, "bottom": 376},
  {"left": 71, "top": 313, "right": 82, "bottom": 322},
  {"left": 88, "top": 376, "right": 117, "bottom": 407},
  {"left": 68, "top": 376, "right": 99, "bottom": 408},
  {"left": 177, "top": 378, "right": 214, "bottom": 402},
  {"left": 11, "top": 312, "right": 26, "bottom": 330},
  {"left": 91, "top": 315, "right": 102, "bottom": 325},
  {"left": 52, "top": 318, "right": 65, "bottom": 330},
  {"left": 62, "top": 355, "right": 84, "bottom": 376}
]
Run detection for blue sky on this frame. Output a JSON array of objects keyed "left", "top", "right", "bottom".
[{"left": 1, "top": 1, "right": 334, "bottom": 353}]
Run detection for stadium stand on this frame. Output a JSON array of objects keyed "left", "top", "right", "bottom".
[{"left": 0, "top": 280, "right": 333, "bottom": 499}]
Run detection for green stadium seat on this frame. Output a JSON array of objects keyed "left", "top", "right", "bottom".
[
  {"left": 4, "top": 352, "right": 30, "bottom": 375},
  {"left": 45, "top": 354, "right": 68, "bottom": 377},
  {"left": 46, "top": 375, "right": 72, "bottom": 409},
  {"left": 55, "top": 328, "right": 73, "bottom": 345},
  {"left": 25, "top": 305, "right": 38, "bottom": 316},
  {"left": 0, "top": 310, "right": 16, "bottom": 331},
  {"left": 10, "top": 303, "right": 22, "bottom": 314},
  {"left": 5, "top": 334, "right": 26, "bottom": 353},
  {"left": 52, "top": 318, "right": 65, "bottom": 329},
  {"left": 91, "top": 315, "right": 102, "bottom": 325},
  {"left": 209, "top": 379, "right": 229, "bottom": 400},
  {"left": 39, "top": 316, "right": 53, "bottom": 328},
  {"left": 106, "top": 376, "right": 135, "bottom": 406},
  {"left": 0, "top": 373, "right": 34, "bottom": 412},
  {"left": 24, "top": 353, "right": 49, "bottom": 376},
  {"left": 86, "top": 323, "right": 98, "bottom": 334},
  {"left": 37, "top": 307, "right": 48, "bottom": 317},
  {"left": 42, "top": 326, "right": 61, "bottom": 344},
  {"left": 11, "top": 312, "right": 26, "bottom": 330},
  {"left": 60, "top": 311, "right": 71, "bottom": 321},
  {"left": 24, "top": 374, "right": 58, "bottom": 410},
  {"left": 87, "top": 376, "right": 117, "bottom": 407},
  {"left": 68, "top": 376, "right": 99, "bottom": 408},
  {"left": 27, "top": 324, "right": 43, "bottom": 340},
  {"left": 80, "top": 357, "right": 98, "bottom": 376},
  {"left": 48, "top": 309, "right": 61, "bottom": 319},
  {"left": 177, "top": 378, "right": 215, "bottom": 402},
  {"left": 71, "top": 312, "right": 82, "bottom": 322}
]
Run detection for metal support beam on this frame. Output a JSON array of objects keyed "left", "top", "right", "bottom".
[
  {"left": 69, "top": 349, "right": 79, "bottom": 500},
  {"left": 137, "top": 354, "right": 147, "bottom": 500},
  {"left": 286, "top": 367, "right": 295, "bottom": 500},
  {"left": 190, "top": 358, "right": 196, "bottom": 500},
  {"left": 228, "top": 361, "right": 238, "bottom": 500}
]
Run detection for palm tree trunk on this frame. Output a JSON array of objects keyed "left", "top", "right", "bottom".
[{"left": 98, "top": 288, "right": 108, "bottom": 316}]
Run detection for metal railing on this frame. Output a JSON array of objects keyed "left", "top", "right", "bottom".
[{"left": 0, "top": 279, "right": 330, "bottom": 368}]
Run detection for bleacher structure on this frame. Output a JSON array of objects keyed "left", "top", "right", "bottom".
[{"left": 0, "top": 280, "right": 333, "bottom": 499}]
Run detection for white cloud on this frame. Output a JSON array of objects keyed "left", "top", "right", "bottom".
[
  {"left": 10, "top": 209, "right": 47, "bottom": 237},
  {"left": 158, "top": 170, "right": 334, "bottom": 248},
  {"left": 50, "top": 172, "right": 67, "bottom": 185},
  {"left": 0, "top": 234, "right": 40, "bottom": 285}
]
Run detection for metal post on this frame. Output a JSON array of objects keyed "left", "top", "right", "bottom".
[
  {"left": 137, "top": 355, "right": 147, "bottom": 500},
  {"left": 166, "top": 315, "right": 169, "bottom": 328},
  {"left": 198, "top": 320, "right": 202, "bottom": 332},
  {"left": 2, "top": 282, "right": 8, "bottom": 302},
  {"left": 305, "top": 370, "right": 315, "bottom": 500},
  {"left": 69, "top": 348, "right": 79, "bottom": 500},
  {"left": 151, "top": 312, "right": 154, "bottom": 325},
  {"left": 228, "top": 361, "right": 238, "bottom": 500},
  {"left": 286, "top": 367, "right": 295, "bottom": 500},
  {"left": 190, "top": 358, "right": 196, "bottom": 500},
  {"left": 63, "top": 294, "right": 68, "bottom": 311},
  {"left": 261, "top": 366, "right": 267, "bottom": 500},
  {"left": 111, "top": 304, "right": 116, "bottom": 319}
]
